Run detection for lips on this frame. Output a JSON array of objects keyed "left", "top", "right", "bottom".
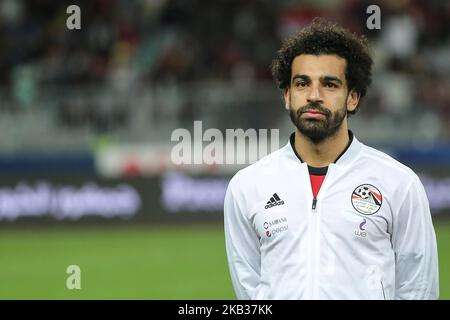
[
  {"left": 302, "top": 109, "right": 327, "bottom": 119},
  {"left": 302, "top": 109, "right": 325, "bottom": 115}
]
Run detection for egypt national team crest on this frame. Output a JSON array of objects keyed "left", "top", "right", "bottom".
[{"left": 351, "top": 184, "right": 382, "bottom": 215}]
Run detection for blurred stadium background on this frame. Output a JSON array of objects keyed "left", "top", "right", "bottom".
[{"left": 0, "top": 0, "right": 449, "bottom": 299}]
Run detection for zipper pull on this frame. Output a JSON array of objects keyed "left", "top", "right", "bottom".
[{"left": 312, "top": 197, "right": 317, "bottom": 211}]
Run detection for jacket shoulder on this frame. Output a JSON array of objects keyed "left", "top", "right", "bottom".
[
  {"left": 360, "top": 144, "right": 419, "bottom": 183},
  {"left": 228, "top": 145, "right": 288, "bottom": 191}
]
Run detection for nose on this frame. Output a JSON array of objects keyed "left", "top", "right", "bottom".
[{"left": 306, "top": 82, "right": 323, "bottom": 103}]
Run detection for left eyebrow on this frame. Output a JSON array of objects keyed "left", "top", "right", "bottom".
[{"left": 321, "top": 76, "right": 343, "bottom": 85}]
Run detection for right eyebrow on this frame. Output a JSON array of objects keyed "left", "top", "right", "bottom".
[
  {"left": 291, "top": 74, "right": 311, "bottom": 83},
  {"left": 321, "top": 76, "right": 343, "bottom": 85}
]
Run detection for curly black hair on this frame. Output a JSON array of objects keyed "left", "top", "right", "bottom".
[{"left": 271, "top": 17, "right": 373, "bottom": 114}]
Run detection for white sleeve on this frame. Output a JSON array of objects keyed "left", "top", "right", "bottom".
[
  {"left": 392, "top": 175, "right": 439, "bottom": 300},
  {"left": 224, "top": 180, "right": 261, "bottom": 300}
]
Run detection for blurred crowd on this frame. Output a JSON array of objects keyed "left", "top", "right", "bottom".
[{"left": 0, "top": 0, "right": 449, "bottom": 143}]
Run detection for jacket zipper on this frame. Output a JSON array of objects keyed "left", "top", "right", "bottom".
[
  {"left": 309, "top": 195, "right": 320, "bottom": 299},
  {"left": 380, "top": 280, "right": 386, "bottom": 300},
  {"left": 311, "top": 197, "right": 318, "bottom": 211},
  {"left": 308, "top": 167, "right": 331, "bottom": 298}
]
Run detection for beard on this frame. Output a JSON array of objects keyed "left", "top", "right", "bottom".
[{"left": 289, "top": 101, "right": 347, "bottom": 143}]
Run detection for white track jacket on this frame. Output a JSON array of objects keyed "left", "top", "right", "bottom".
[{"left": 224, "top": 134, "right": 439, "bottom": 300}]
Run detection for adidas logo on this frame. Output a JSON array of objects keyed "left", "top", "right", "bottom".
[{"left": 264, "top": 193, "right": 285, "bottom": 209}]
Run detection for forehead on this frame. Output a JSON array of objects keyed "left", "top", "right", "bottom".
[{"left": 291, "top": 54, "right": 347, "bottom": 79}]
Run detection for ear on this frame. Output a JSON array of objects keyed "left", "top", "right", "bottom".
[
  {"left": 283, "top": 88, "right": 290, "bottom": 111},
  {"left": 347, "top": 89, "right": 360, "bottom": 113}
]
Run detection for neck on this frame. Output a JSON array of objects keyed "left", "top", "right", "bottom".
[{"left": 294, "top": 123, "right": 350, "bottom": 167}]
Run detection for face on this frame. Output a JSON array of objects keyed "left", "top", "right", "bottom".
[{"left": 284, "top": 54, "right": 359, "bottom": 142}]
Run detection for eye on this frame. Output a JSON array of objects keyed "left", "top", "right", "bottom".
[
  {"left": 295, "top": 81, "right": 308, "bottom": 88},
  {"left": 324, "top": 82, "right": 338, "bottom": 88}
]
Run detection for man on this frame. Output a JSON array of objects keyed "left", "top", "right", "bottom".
[{"left": 224, "top": 18, "right": 439, "bottom": 300}]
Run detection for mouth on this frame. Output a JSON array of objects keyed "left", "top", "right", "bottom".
[{"left": 301, "top": 109, "right": 326, "bottom": 119}]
